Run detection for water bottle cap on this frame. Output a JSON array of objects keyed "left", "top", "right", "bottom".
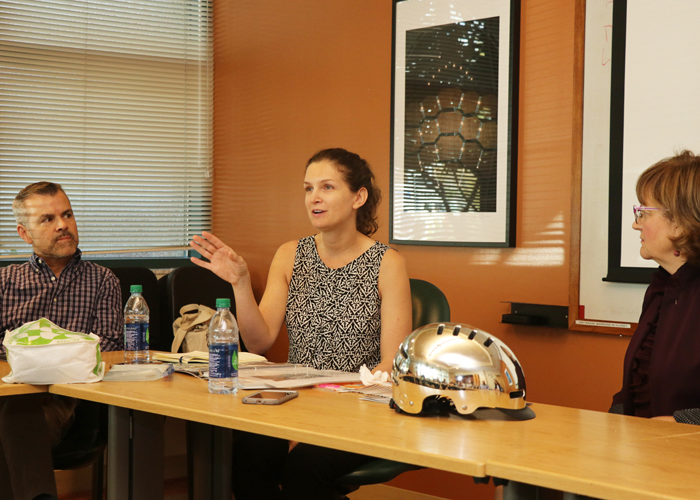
[
  {"left": 130, "top": 285, "right": 143, "bottom": 293},
  {"left": 216, "top": 298, "right": 230, "bottom": 308}
]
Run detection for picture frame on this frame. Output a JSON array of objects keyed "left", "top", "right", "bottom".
[{"left": 390, "top": 0, "right": 520, "bottom": 247}]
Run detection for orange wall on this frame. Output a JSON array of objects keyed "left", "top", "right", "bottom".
[{"left": 212, "top": 1, "right": 630, "bottom": 499}]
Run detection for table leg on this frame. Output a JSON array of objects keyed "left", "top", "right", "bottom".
[
  {"left": 503, "top": 481, "right": 597, "bottom": 500},
  {"left": 188, "top": 422, "right": 232, "bottom": 500},
  {"left": 211, "top": 426, "right": 233, "bottom": 499},
  {"left": 107, "top": 406, "right": 129, "bottom": 500},
  {"left": 502, "top": 480, "right": 541, "bottom": 500},
  {"left": 562, "top": 493, "right": 597, "bottom": 500},
  {"left": 132, "top": 411, "right": 165, "bottom": 500},
  {"left": 107, "top": 406, "right": 165, "bottom": 500}
]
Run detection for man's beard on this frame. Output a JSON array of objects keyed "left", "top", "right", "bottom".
[{"left": 49, "top": 230, "right": 78, "bottom": 256}]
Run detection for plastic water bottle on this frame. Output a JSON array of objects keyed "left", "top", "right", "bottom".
[
  {"left": 208, "top": 298, "right": 239, "bottom": 394},
  {"left": 124, "top": 284, "right": 150, "bottom": 364}
]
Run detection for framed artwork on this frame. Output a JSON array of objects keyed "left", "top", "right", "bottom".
[{"left": 390, "top": 0, "right": 520, "bottom": 247}]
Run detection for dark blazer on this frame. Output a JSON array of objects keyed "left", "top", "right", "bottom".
[{"left": 612, "top": 263, "right": 700, "bottom": 420}]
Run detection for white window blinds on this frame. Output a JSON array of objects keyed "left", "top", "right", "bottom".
[{"left": 0, "top": 0, "right": 213, "bottom": 258}]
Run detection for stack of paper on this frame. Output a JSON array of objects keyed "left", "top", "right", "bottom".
[{"left": 239, "top": 365, "right": 361, "bottom": 390}]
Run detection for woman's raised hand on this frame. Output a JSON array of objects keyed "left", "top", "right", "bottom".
[{"left": 189, "top": 231, "right": 250, "bottom": 287}]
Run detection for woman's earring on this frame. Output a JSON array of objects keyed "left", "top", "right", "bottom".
[{"left": 674, "top": 249, "right": 681, "bottom": 257}]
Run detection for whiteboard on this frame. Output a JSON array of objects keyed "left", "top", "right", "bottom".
[
  {"left": 580, "top": 0, "right": 700, "bottom": 323},
  {"left": 618, "top": 2, "right": 700, "bottom": 267}
]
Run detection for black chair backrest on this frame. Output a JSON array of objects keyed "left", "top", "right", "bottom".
[
  {"left": 164, "top": 266, "right": 241, "bottom": 351},
  {"left": 409, "top": 278, "right": 450, "bottom": 329},
  {"left": 109, "top": 267, "right": 161, "bottom": 349}
]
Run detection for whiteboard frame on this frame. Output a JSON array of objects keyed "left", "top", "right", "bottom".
[{"left": 574, "top": 0, "right": 645, "bottom": 331}]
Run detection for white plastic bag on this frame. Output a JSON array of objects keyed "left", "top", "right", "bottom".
[{"left": 2, "top": 318, "right": 105, "bottom": 384}]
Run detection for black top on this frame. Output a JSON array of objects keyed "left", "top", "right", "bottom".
[{"left": 612, "top": 263, "right": 700, "bottom": 423}]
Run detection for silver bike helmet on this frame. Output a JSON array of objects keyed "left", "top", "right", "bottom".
[{"left": 390, "top": 323, "right": 527, "bottom": 415}]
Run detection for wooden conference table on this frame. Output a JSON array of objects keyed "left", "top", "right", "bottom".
[{"left": 3, "top": 353, "right": 700, "bottom": 499}]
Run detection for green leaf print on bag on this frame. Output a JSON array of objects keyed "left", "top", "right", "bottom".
[{"left": 6, "top": 318, "right": 94, "bottom": 346}]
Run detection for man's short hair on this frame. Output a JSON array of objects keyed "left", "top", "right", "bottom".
[{"left": 12, "top": 182, "right": 68, "bottom": 226}]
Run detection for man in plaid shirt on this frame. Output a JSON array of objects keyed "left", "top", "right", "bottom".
[{"left": 0, "top": 182, "right": 123, "bottom": 500}]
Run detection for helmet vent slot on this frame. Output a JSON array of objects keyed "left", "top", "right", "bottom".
[
  {"left": 436, "top": 324, "right": 445, "bottom": 335},
  {"left": 509, "top": 390, "right": 524, "bottom": 399},
  {"left": 468, "top": 329, "right": 477, "bottom": 340},
  {"left": 452, "top": 325, "right": 462, "bottom": 336},
  {"left": 483, "top": 337, "right": 494, "bottom": 347}
]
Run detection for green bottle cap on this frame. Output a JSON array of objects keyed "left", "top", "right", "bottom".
[
  {"left": 216, "top": 298, "right": 231, "bottom": 308},
  {"left": 130, "top": 285, "right": 143, "bottom": 293}
]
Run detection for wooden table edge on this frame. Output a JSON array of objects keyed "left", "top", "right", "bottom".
[
  {"left": 486, "top": 459, "right": 688, "bottom": 500},
  {"left": 48, "top": 382, "right": 486, "bottom": 478},
  {"left": 0, "top": 384, "right": 48, "bottom": 396}
]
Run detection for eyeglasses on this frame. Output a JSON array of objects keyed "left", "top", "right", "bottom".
[{"left": 633, "top": 205, "right": 669, "bottom": 223}]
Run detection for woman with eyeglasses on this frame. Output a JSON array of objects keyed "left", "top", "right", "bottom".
[{"left": 610, "top": 150, "right": 700, "bottom": 424}]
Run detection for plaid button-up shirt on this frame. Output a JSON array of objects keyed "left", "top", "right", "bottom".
[{"left": 0, "top": 250, "right": 123, "bottom": 351}]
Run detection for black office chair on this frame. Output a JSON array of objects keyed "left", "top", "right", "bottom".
[
  {"left": 164, "top": 265, "right": 242, "bottom": 352},
  {"left": 110, "top": 266, "right": 162, "bottom": 350},
  {"left": 335, "top": 278, "right": 450, "bottom": 495},
  {"left": 408, "top": 278, "right": 451, "bottom": 328}
]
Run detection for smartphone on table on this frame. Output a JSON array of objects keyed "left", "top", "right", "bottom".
[{"left": 241, "top": 390, "right": 299, "bottom": 405}]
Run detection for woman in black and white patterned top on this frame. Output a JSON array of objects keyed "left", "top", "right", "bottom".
[
  {"left": 190, "top": 148, "right": 412, "bottom": 500},
  {"left": 285, "top": 234, "right": 389, "bottom": 372}
]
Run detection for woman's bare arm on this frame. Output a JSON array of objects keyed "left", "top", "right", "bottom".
[
  {"left": 190, "top": 232, "right": 295, "bottom": 354},
  {"left": 375, "top": 249, "right": 412, "bottom": 373}
]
